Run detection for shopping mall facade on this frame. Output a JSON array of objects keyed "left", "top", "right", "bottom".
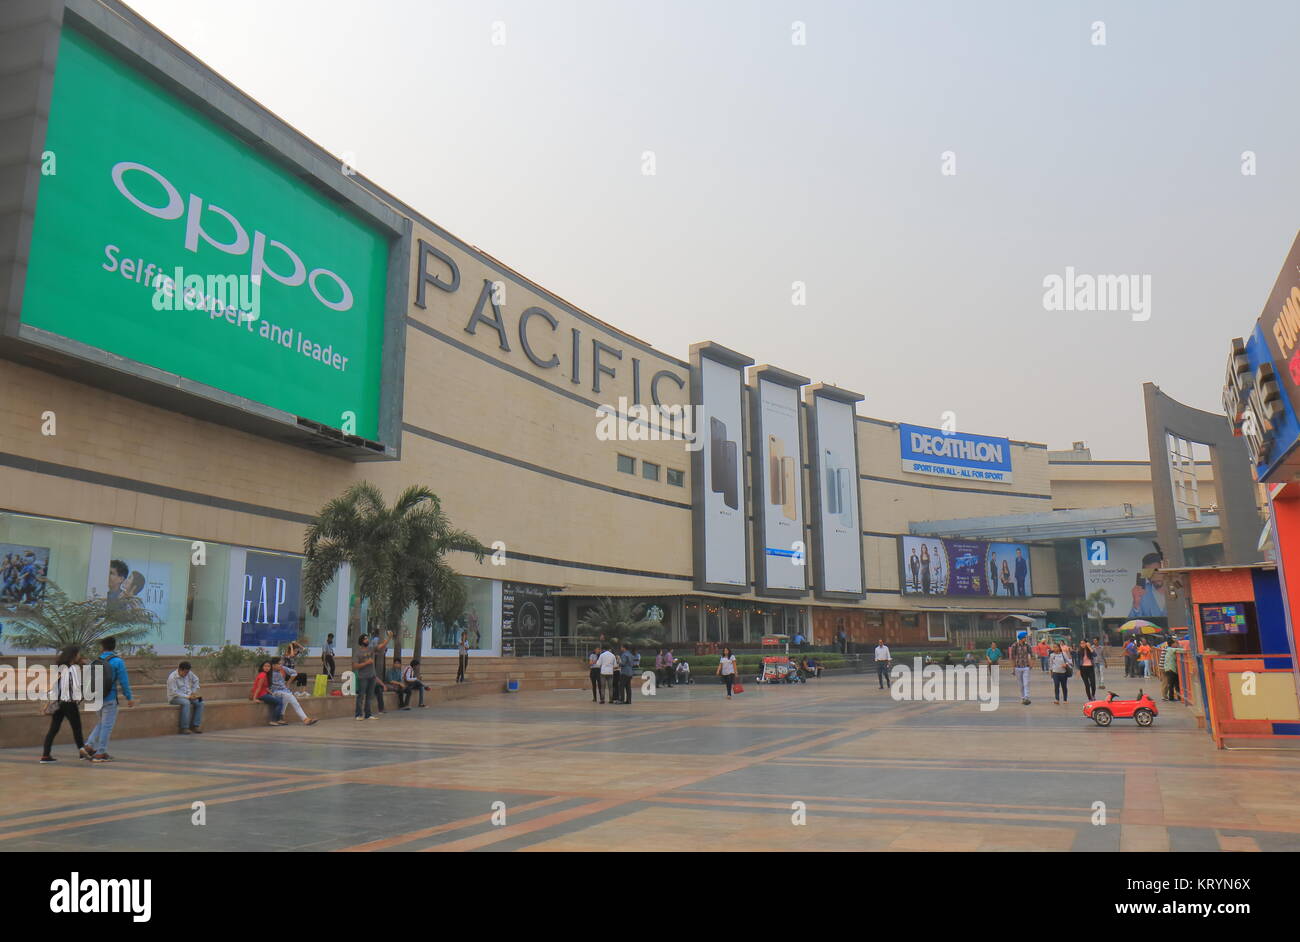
[{"left": 0, "top": 0, "right": 1239, "bottom": 659}]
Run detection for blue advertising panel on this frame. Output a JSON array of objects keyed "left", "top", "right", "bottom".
[
  {"left": 898, "top": 424, "right": 1013, "bottom": 482},
  {"left": 240, "top": 552, "right": 303, "bottom": 648},
  {"left": 1245, "top": 324, "right": 1300, "bottom": 481}
]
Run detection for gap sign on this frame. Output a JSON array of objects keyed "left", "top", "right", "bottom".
[{"left": 899, "top": 423, "right": 1013, "bottom": 483}]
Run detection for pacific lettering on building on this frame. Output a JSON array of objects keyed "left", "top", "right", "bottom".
[{"left": 414, "top": 237, "right": 687, "bottom": 408}]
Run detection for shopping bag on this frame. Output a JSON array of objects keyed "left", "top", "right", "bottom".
[
  {"left": 312, "top": 674, "right": 329, "bottom": 697},
  {"left": 732, "top": 682, "right": 745, "bottom": 694}
]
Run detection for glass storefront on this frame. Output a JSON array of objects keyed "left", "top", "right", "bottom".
[
  {"left": 682, "top": 598, "right": 700, "bottom": 642},
  {"left": 428, "top": 575, "right": 495, "bottom": 652},
  {"left": 110, "top": 529, "right": 215, "bottom": 650},
  {"left": 0, "top": 512, "right": 92, "bottom": 604}
]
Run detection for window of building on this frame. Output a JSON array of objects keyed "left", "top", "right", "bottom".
[
  {"left": 683, "top": 598, "right": 701, "bottom": 642},
  {"left": 642, "top": 461, "right": 660, "bottom": 481},
  {"left": 667, "top": 468, "right": 685, "bottom": 487},
  {"left": 0, "top": 512, "right": 92, "bottom": 612},
  {"left": 110, "top": 529, "right": 229, "bottom": 650},
  {"left": 617, "top": 454, "right": 636, "bottom": 474}
]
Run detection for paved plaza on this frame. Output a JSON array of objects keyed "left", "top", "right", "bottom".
[{"left": 3, "top": 669, "right": 1298, "bottom": 852}]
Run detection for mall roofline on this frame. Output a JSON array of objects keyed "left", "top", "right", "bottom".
[{"left": 911, "top": 504, "right": 1220, "bottom": 541}]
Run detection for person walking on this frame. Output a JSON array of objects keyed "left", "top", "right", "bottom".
[
  {"left": 40, "top": 645, "right": 88, "bottom": 763},
  {"left": 619, "top": 643, "right": 635, "bottom": 704},
  {"left": 1035, "top": 638, "right": 1050, "bottom": 672},
  {"left": 1049, "top": 642, "right": 1074, "bottom": 705},
  {"left": 456, "top": 631, "right": 469, "bottom": 683},
  {"left": 353, "top": 632, "right": 388, "bottom": 720},
  {"left": 596, "top": 643, "right": 617, "bottom": 704},
  {"left": 1123, "top": 637, "right": 1138, "bottom": 677},
  {"left": 1009, "top": 631, "right": 1033, "bottom": 705},
  {"left": 82, "top": 635, "right": 135, "bottom": 762},
  {"left": 1094, "top": 637, "right": 1107, "bottom": 689},
  {"left": 874, "top": 639, "right": 892, "bottom": 690},
  {"left": 663, "top": 648, "right": 675, "bottom": 687},
  {"left": 654, "top": 648, "right": 665, "bottom": 688},
  {"left": 1076, "top": 639, "right": 1097, "bottom": 700},
  {"left": 250, "top": 659, "right": 286, "bottom": 725},
  {"left": 269, "top": 656, "right": 317, "bottom": 726},
  {"left": 322, "top": 633, "right": 337, "bottom": 680},
  {"left": 166, "top": 660, "right": 204, "bottom": 734},
  {"left": 588, "top": 646, "right": 601, "bottom": 702},
  {"left": 717, "top": 646, "right": 738, "bottom": 698}
]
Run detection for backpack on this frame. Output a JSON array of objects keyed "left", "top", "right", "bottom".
[{"left": 100, "top": 651, "right": 124, "bottom": 698}]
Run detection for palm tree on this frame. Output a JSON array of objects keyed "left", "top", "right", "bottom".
[
  {"left": 302, "top": 482, "right": 487, "bottom": 657},
  {"left": 577, "top": 598, "right": 667, "bottom": 648},
  {"left": 1, "top": 582, "right": 161, "bottom": 651},
  {"left": 1069, "top": 589, "right": 1114, "bottom": 641}
]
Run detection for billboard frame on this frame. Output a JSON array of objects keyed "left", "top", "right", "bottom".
[
  {"left": 748, "top": 364, "right": 810, "bottom": 599},
  {"left": 804, "top": 382, "right": 866, "bottom": 601},
  {"left": 0, "top": 0, "right": 409, "bottom": 461},
  {"left": 689, "top": 340, "right": 753, "bottom": 595}
]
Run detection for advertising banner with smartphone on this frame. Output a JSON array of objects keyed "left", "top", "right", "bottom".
[
  {"left": 807, "top": 386, "right": 864, "bottom": 598},
  {"left": 900, "top": 536, "right": 1032, "bottom": 597},
  {"left": 691, "top": 345, "right": 751, "bottom": 591},
  {"left": 751, "top": 369, "right": 808, "bottom": 595},
  {"left": 1079, "top": 537, "right": 1167, "bottom": 618}
]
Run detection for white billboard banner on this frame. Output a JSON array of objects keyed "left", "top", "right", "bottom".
[
  {"left": 1080, "top": 537, "right": 1167, "bottom": 619},
  {"left": 755, "top": 375, "right": 807, "bottom": 592},
  {"left": 811, "top": 391, "right": 864, "bottom": 596},
  {"left": 694, "top": 349, "right": 750, "bottom": 589}
]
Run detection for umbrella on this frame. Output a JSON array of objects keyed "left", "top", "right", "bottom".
[{"left": 1118, "top": 619, "right": 1162, "bottom": 635}]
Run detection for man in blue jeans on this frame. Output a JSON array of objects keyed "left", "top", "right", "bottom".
[
  {"left": 83, "top": 635, "right": 135, "bottom": 761},
  {"left": 874, "top": 639, "right": 892, "bottom": 689},
  {"left": 166, "top": 660, "right": 204, "bottom": 733},
  {"left": 352, "top": 632, "right": 389, "bottom": 720}
]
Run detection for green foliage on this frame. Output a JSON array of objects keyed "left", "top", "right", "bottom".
[
  {"left": 193, "top": 643, "right": 269, "bottom": 682},
  {"left": 1069, "top": 589, "right": 1113, "bottom": 637},
  {"left": 577, "top": 598, "right": 667, "bottom": 647},
  {"left": 303, "top": 482, "right": 487, "bottom": 656},
  {"left": 1, "top": 582, "right": 160, "bottom": 652}
]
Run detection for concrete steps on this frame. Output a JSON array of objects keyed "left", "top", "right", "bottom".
[{"left": 0, "top": 659, "right": 589, "bottom": 749}]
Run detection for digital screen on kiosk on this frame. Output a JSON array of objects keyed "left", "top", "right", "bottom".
[{"left": 1201, "top": 604, "right": 1248, "bottom": 635}]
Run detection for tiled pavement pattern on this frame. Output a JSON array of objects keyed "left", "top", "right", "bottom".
[{"left": 3, "top": 669, "right": 1299, "bottom": 851}]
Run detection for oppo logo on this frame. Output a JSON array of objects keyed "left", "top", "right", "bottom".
[{"left": 111, "top": 160, "right": 353, "bottom": 312}]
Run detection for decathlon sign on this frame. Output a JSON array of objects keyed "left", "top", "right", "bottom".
[{"left": 899, "top": 423, "right": 1014, "bottom": 483}]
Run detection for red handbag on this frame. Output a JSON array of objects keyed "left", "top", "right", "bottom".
[{"left": 732, "top": 681, "right": 745, "bottom": 694}]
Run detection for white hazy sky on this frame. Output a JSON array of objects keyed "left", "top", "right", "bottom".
[{"left": 125, "top": 0, "right": 1300, "bottom": 458}]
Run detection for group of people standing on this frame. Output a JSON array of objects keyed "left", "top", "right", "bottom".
[
  {"left": 587, "top": 644, "right": 747, "bottom": 703},
  {"left": 1123, "top": 636, "right": 1183, "bottom": 701},
  {"left": 1007, "top": 634, "right": 1106, "bottom": 705}
]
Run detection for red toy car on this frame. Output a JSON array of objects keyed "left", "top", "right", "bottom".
[{"left": 1083, "top": 689, "right": 1158, "bottom": 727}]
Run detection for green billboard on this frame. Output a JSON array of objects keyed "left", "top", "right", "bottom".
[{"left": 22, "top": 27, "right": 389, "bottom": 440}]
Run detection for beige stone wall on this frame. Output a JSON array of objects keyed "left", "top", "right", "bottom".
[
  {"left": 1048, "top": 460, "right": 1214, "bottom": 511},
  {"left": 2, "top": 216, "right": 1197, "bottom": 618}
]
